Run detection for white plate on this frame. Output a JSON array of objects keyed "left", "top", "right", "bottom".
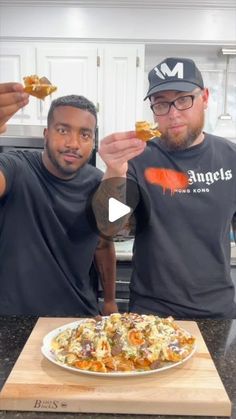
[{"left": 41, "top": 320, "right": 196, "bottom": 377}]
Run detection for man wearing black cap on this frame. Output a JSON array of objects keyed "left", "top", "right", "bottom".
[
  {"left": 144, "top": 57, "right": 206, "bottom": 151},
  {"left": 99, "top": 56, "right": 236, "bottom": 319}
]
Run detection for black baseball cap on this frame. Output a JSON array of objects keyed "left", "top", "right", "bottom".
[{"left": 144, "top": 57, "right": 204, "bottom": 100}]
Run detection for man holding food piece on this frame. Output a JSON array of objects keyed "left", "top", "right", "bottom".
[
  {"left": 0, "top": 83, "right": 117, "bottom": 316},
  {"left": 98, "top": 57, "right": 236, "bottom": 319},
  {"left": 0, "top": 82, "right": 29, "bottom": 134}
]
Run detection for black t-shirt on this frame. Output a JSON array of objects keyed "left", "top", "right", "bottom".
[
  {"left": 128, "top": 133, "right": 236, "bottom": 319},
  {"left": 0, "top": 150, "right": 103, "bottom": 316}
]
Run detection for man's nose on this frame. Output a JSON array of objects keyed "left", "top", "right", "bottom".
[
  {"left": 168, "top": 102, "right": 180, "bottom": 117},
  {"left": 65, "top": 132, "right": 80, "bottom": 148}
]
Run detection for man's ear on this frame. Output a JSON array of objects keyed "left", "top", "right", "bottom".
[
  {"left": 202, "top": 88, "right": 209, "bottom": 110},
  {"left": 43, "top": 127, "right": 48, "bottom": 139}
]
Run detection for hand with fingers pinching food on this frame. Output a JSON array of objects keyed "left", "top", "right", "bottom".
[
  {"left": 99, "top": 130, "right": 146, "bottom": 179},
  {"left": 0, "top": 82, "right": 29, "bottom": 134}
]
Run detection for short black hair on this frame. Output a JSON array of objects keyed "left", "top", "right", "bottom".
[{"left": 47, "top": 94, "right": 97, "bottom": 127}]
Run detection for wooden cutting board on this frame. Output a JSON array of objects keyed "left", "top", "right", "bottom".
[{"left": 0, "top": 317, "right": 231, "bottom": 416}]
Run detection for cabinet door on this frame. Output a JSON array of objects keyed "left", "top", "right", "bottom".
[
  {"left": 36, "top": 45, "right": 98, "bottom": 123},
  {"left": 0, "top": 43, "right": 36, "bottom": 124},
  {"left": 99, "top": 44, "right": 144, "bottom": 139}
]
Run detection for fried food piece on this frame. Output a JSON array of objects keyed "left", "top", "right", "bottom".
[
  {"left": 134, "top": 358, "right": 151, "bottom": 369},
  {"left": 74, "top": 360, "right": 92, "bottom": 370},
  {"left": 115, "top": 356, "right": 135, "bottom": 372},
  {"left": 89, "top": 360, "right": 107, "bottom": 373},
  {"left": 135, "top": 120, "right": 161, "bottom": 141},
  {"left": 23, "top": 75, "right": 57, "bottom": 100},
  {"left": 103, "top": 356, "right": 117, "bottom": 371},
  {"left": 128, "top": 329, "right": 145, "bottom": 346}
]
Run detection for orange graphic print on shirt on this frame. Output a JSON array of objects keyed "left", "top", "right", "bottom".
[{"left": 144, "top": 168, "right": 189, "bottom": 195}]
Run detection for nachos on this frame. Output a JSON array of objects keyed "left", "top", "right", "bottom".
[{"left": 51, "top": 313, "right": 195, "bottom": 373}]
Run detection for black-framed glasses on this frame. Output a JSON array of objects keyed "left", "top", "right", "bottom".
[{"left": 150, "top": 90, "right": 202, "bottom": 116}]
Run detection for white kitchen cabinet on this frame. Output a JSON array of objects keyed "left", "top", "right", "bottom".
[
  {"left": 36, "top": 43, "right": 144, "bottom": 139},
  {"left": 0, "top": 43, "right": 36, "bottom": 124},
  {"left": 97, "top": 44, "right": 144, "bottom": 170},
  {"left": 0, "top": 41, "right": 145, "bottom": 144},
  {"left": 98, "top": 44, "right": 144, "bottom": 137},
  {"left": 35, "top": 44, "right": 99, "bottom": 124},
  {"left": 0, "top": 42, "right": 99, "bottom": 126}
]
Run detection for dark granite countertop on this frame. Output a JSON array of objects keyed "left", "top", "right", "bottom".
[{"left": 0, "top": 317, "right": 235, "bottom": 419}]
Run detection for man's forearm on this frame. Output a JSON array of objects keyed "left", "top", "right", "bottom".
[
  {"left": 94, "top": 240, "right": 116, "bottom": 302},
  {"left": 92, "top": 176, "right": 128, "bottom": 237}
]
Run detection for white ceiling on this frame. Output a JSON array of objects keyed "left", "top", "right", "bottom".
[{"left": 1, "top": 0, "right": 236, "bottom": 8}]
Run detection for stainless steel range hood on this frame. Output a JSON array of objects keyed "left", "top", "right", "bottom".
[{"left": 0, "top": 125, "right": 45, "bottom": 148}]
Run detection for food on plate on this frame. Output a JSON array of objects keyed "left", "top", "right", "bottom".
[
  {"left": 51, "top": 313, "right": 195, "bottom": 373},
  {"left": 135, "top": 120, "right": 161, "bottom": 141},
  {"left": 23, "top": 75, "right": 57, "bottom": 100}
]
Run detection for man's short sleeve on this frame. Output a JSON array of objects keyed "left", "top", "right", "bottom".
[{"left": 0, "top": 152, "right": 18, "bottom": 197}]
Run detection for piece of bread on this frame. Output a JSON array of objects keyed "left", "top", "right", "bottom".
[
  {"left": 23, "top": 75, "right": 57, "bottom": 100},
  {"left": 135, "top": 120, "right": 161, "bottom": 141}
]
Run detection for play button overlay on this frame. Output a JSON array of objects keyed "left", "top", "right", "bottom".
[
  {"left": 108, "top": 198, "right": 131, "bottom": 222},
  {"left": 86, "top": 177, "right": 151, "bottom": 240}
]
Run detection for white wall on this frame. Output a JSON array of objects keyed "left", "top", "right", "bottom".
[{"left": 0, "top": 5, "right": 236, "bottom": 43}]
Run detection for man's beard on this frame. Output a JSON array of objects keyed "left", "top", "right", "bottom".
[
  {"left": 160, "top": 118, "right": 204, "bottom": 151},
  {"left": 45, "top": 141, "right": 91, "bottom": 177}
]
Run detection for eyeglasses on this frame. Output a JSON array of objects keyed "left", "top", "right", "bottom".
[{"left": 150, "top": 90, "right": 202, "bottom": 116}]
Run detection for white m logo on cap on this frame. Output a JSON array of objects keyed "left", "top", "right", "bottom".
[{"left": 155, "top": 62, "right": 184, "bottom": 80}]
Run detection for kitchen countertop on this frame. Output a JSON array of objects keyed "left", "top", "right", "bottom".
[
  {"left": 0, "top": 125, "right": 44, "bottom": 148},
  {"left": 115, "top": 241, "right": 236, "bottom": 263},
  {"left": 0, "top": 317, "right": 236, "bottom": 419}
]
